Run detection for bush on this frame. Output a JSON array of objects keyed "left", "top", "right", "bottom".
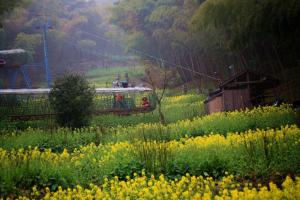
[{"left": 49, "top": 74, "right": 95, "bottom": 128}]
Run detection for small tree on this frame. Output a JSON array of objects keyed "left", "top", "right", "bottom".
[
  {"left": 145, "top": 64, "right": 171, "bottom": 125},
  {"left": 49, "top": 74, "right": 95, "bottom": 128}
]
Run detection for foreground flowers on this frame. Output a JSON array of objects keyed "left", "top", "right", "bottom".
[
  {"left": 15, "top": 174, "right": 300, "bottom": 200},
  {"left": 0, "top": 125, "right": 299, "bottom": 197}
]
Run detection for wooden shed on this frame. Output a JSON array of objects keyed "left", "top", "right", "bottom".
[{"left": 204, "top": 70, "right": 280, "bottom": 114}]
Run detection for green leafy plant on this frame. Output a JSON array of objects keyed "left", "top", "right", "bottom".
[{"left": 49, "top": 74, "right": 95, "bottom": 128}]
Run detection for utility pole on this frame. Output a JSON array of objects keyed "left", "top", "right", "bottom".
[
  {"left": 37, "top": 14, "right": 52, "bottom": 88},
  {"left": 43, "top": 19, "right": 51, "bottom": 88}
]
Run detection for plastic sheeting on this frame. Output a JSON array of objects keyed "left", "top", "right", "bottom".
[{"left": 0, "top": 87, "right": 152, "bottom": 95}]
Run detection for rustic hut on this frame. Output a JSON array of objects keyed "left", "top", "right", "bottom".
[{"left": 204, "top": 70, "right": 280, "bottom": 114}]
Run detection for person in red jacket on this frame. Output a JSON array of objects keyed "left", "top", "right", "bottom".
[
  {"left": 141, "top": 96, "right": 150, "bottom": 108},
  {"left": 114, "top": 93, "right": 125, "bottom": 109}
]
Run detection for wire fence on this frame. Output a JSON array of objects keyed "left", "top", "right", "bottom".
[{"left": 0, "top": 91, "right": 156, "bottom": 123}]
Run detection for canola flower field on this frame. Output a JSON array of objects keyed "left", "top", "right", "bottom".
[
  {"left": 0, "top": 94, "right": 299, "bottom": 199},
  {"left": 16, "top": 174, "right": 300, "bottom": 200},
  {"left": 0, "top": 126, "right": 300, "bottom": 198},
  {"left": 0, "top": 104, "right": 296, "bottom": 151}
]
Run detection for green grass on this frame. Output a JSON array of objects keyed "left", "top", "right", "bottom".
[
  {"left": 92, "top": 93, "right": 206, "bottom": 127},
  {"left": 85, "top": 65, "right": 145, "bottom": 87},
  {"left": 0, "top": 104, "right": 296, "bottom": 152},
  {"left": 1, "top": 63, "right": 299, "bottom": 198},
  {"left": 0, "top": 93, "right": 206, "bottom": 150},
  {"left": 1, "top": 126, "right": 299, "bottom": 197},
  {"left": 0, "top": 93, "right": 205, "bottom": 130},
  {"left": 0, "top": 92, "right": 298, "bottom": 197}
]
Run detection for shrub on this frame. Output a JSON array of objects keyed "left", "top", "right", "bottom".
[{"left": 49, "top": 74, "right": 95, "bottom": 128}]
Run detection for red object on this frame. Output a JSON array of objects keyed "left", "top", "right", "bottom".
[
  {"left": 141, "top": 97, "right": 150, "bottom": 108},
  {"left": 11, "top": 63, "right": 21, "bottom": 68},
  {"left": 115, "top": 93, "right": 123, "bottom": 102},
  {"left": 0, "top": 59, "right": 6, "bottom": 68}
]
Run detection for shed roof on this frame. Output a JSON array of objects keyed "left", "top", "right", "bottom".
[
  {"left": 219, "top": 69, "right": 279, "bottom": 90},
  {"left": 204, "top": 90, "right": 223, "bottom": 103},
  {"left": 204, "top": 70, "right": 280, "bottom": 104}
]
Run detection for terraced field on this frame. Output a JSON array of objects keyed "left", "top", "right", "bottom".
[{"left": 0, "top": 98, "right": 299, "bottom": 199}]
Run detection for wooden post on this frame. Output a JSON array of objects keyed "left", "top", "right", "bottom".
[{"left": 222, "top": 89, "right": 225, "bottom": 111}]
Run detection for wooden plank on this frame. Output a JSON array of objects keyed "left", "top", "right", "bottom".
[
  {"left": 9, "top": 113, "right": 56, "bottom": 121},
  {"left": 93, "top": 107, "right": 155, "bottom": 115},
  {"left": 206, "top": 96, "right": 223, "bottom": 114},
  {"left": 223, "top": 89, "right": 251, "bottom": 111},
  {"left": 8, "top": 107, "right": 156, "bottom": 121}
]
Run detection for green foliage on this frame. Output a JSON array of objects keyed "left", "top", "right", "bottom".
[
  {"left": 85, "top": 65, "right": 145, "bottom": 87},
  {"left": 13, "top": 32, "right": 41, "bottom": 61},
  {"left": 49, "top": 74, "right": 95, "bottom": 128},
  {"left": 77, "top": 39, "right": 97, "bottom": 49},
  {"left": 93, "top": 93, "right": 205, "bottom": 127},
  {"left": 111, "top": 0, "right": 300, "bottom": 92},
  {"left": 0, "top": 0, "right": 126, "bottom": 81},
  {"left": 147, "top": 5, "right": 179, "bottom": 28},
  {"left": 0, "top": 28, "right": 6, "bottom": 48},
  {"left": 0, "top": 0, "right": 23, "bottom": 16},
  {"left": 0, "top": 93, "right": 205, "bottom": 149},
  {"left": 0, "top": 104, "right": 296, "bottom": 152},
  {"left": 0, "top": 126, "right": 299, "bottom": 196},
  {"left": 0, "top": 94, "right": 52, "bottom": 130},
  {"left": 192, "top": 0, "right": 294, "bottom": 48},
  {"left": 0, "top": 97, "right": 298, "bottom": 196}
]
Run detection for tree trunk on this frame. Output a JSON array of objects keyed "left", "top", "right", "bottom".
[
  {"left": 157, "top": 101, "right": 166, "bottom": 125},
  {"left": 189, "top": 53, "right": 201, "bottom": 93}
]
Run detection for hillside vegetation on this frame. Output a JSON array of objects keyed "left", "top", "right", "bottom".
[{"left": 0, "top": 0, "right": 300, "bottom": 199}]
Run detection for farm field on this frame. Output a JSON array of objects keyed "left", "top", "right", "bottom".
[
  {"left": 0, "top": 67, "right": 299, "bottom": 199},
  {"left": 1, "top": 0, "right": 300, "bottom": 199},
  {"left": 0, "top": 93, "right": 205, "bottom": 130},
  {"left": 0, "top": 97, "right": 299, "bottom": 199},
  {"left": 85, "top": 65, "right": 145, "bottom": 88},
  {"left": 92, "top": 93, "right": 206, "bottom": 127}
]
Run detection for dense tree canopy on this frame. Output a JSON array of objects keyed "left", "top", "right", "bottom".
[
  {"left": 111, "top": 0, "right": 300, "bottom": 89},
  {"left": 0, "top": 0, "right": 125, "bottom": 79},
  {"left": 191, "top": 0, "right": 300, "bottom": 73},
  {"left": 1, "top": 0, "right": 299, "bottom": 90},
  {"left": 0, "top": 0, "right": 23, "bottom": 16}
]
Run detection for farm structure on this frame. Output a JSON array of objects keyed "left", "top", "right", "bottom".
[
  {"left": 204, "top": 70, "right": 280, "bottom": 114},
  {"left": 0, "top": 87, "right": 155, "bottom": 121},
  {"left": 0, "top": 49, "right": 48, "bottom": 89}
]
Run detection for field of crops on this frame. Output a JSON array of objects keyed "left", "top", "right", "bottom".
[
  {"left": 85, "top": 65, "right": 145, "bottom": 88},
  {"left": 14, "top": 175, "right": 300, "bottom": 199},
  {"left": 0, "top": 92, "right": 299, "bottom": 199},
  {"left": 0, "top": 93, "right": 205, "bottom": 130},
  {"left": 93, "top": 93, "right": 206, "bottom": 127}
]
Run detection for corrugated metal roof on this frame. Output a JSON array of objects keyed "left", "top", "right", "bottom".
[
  {"left": 95, "top": 87, "right": 152, "bottom": 93},
  {"left": 219, "top": 69, "right": 279, "bottom": 89},
  {"left": 0, "top": 49, "right": 26, "bottom": 55},
  {"left": 0, "top": 87, "right": 152, "bottom": 95}
]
